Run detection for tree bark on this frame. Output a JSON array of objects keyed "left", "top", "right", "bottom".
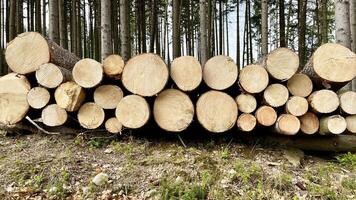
[
  {"left": 35, "top": 0, "right": 41, "bottom": 32},
  {"left": 261, "top": 0, "right": 268, "bottom": 56},
  {"left": 49, "top": 0, "right": 60, "bottom": 44},
  {"left": 236, "top": 0, "right": 240, "bottom": 68},
  {"left": 58, "top": 0, "right": 67, "bottom": 49},
  {"left": 9, "top": 0, "right": 16, "bottom": 40},
  {"left": 199, "top": 0, "right": 208, "bottom": 65},
  {"left": 335, "top": 0, "right": 351, "bottom": 49},
  {"left": 320, "top": 0, "right": 328, "bottom": 44},
  {"left": 101, "top": 0, "right": 112, "bottom": 60},
  {"left": 173, "top": 0, "right": 181, "bottom": 58},
  {"left": 120, "top": 0, "right": 131, "bottom": 61},
  {"left": 298, "top": 0, "right": 307, "bottom": 65},
  {"left": 42, "top": 0, "right": 46, "bottom": 36},
  {"left": 279, "top": 0, "right": 286, "bottom": 47}
]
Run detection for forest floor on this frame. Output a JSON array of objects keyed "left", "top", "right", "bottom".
[{"left": 0, "top": 130, "right": 355, "bottom": 200}]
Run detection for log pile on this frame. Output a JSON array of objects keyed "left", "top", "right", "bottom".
[{"left": 1, "top": 32, "right": 356, "bottom": 139}]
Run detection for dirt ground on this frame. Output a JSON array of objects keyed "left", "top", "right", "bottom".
[{"left": 0, "top": 130, "right": 355, "bottom": 200}]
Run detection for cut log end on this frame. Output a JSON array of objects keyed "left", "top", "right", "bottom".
[
  {"left": 196, "top": 91, "right": 238, "bottom": 133},
  {"left": 299, "top": 112, "right": 319, "bottom": 135},
  {"left": 170, "top": 56, "right": 202, "bottom": 91},
  {"left": 263, "top": 84, "right": 289, "bottom": 107},
  {"left": 203, "top": 55, "right": 238, "bottom": 90},
  {"left": 239, "top": 64, "right": 269, "bottom": 93},
  {"left": 116, "top": 95, "right": 150, "bottom": 129},
  {"left": 285, "top": 96, "right": 309, "bottom": 117},
  {"left": 103, "top": 54, "right": 125, "bottom": 77},
  {"left": 77, "top": 102, "right": 105, "bottom": 129},
  {"left": 0, "top": 73, "right": 31, "bottom": 125},
  {"left": 5, "top": 32, "right": 50, "bottom": 74},
  {"left": 73, "top": 58, "right": 103, "bottom": 88},
  {"left": 275, "top": 114, "right": 300, "bottom": 135},
  {"left": 55, "top": 81, "right": 86, "bottom": 112},
  {"left": 94, "top": 85, "right": 123, "bottom": 109},
  {"left": 319, "top": 115, "right": 347, "bottom": 135},
  {"left": 265, "top": 47, "right": 299, "bottom": 80},
  {"left": 312, "top": 43, "right": 356, "bottom": 85},
  {"left": 153, "top": 89, "right": 194, "bottom": 132},
  {"left": 308, "top": 90, "right": 339, "bottom": 114},
  {"left": 287, "top": 73, "right": 313, "bottom": 97},
  {"left": 36, "top": 63, "right": 72, "bottom": 88},
  {"left": 235, "top": 93, "right": 257, "bottom": 114},
  {"left": 339, "top": 91, "right": 356, "bottom": 115},
  {"left": 27, "top": 87, "right": 50, "bottom": 109},
  {"left": 255, "top": 106, "right": 277, "bottom": 127},
  {"left": 41, "top": 104, "right": 68, "bottom": 127},
  {"left": 105, "top": 117, "right": 123, "bottom": 134},
  {"left": 122, "top": 53, "right": 169, "bottom": 97},
  {"left": 237, "top": 113, "right": 257, "bottom": 132},
  {"left": 346, "top": 115, "right": 356, "bottom": 134}
]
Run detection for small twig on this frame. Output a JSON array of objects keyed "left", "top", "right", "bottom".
[
  {"left": 225, "top": 138, "right": 234, "bottom": 150},
  {"left": 177, "top": 134, "right": 187, "bottom": 148},
  {"left": 25, "top": 116, "right": 60, "bottom": 135}
]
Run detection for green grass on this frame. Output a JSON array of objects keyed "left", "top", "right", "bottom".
[{"left": 336, "top": 152, "right": 356, "bottom": 169}]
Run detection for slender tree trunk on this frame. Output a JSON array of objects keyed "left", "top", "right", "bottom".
[
  {"left": 42, "top": 0, "right": 46, "bottom": 36},
  {"left": 218, "top": 0, "right": 223, "bottom": 55},
  {"left": 120, "top": 0, "right": 131, "bottom": 61},
  {"left": 112, "top": 0, "right": 119, "bottom": 54},
  {"left": 59, "top": 0, "right": 67, "bottom": 48},
  {"left": 141, "top": 0, "right": 146, "bottom": 53},
  {"left": 173, "top": 0, "right": 181, "bottom": 58},
  {"left": 9, "top": 0, "right": 16, "bottom": 40},
  {"left": 27, "top": 0, "right": 31, "bottom": 31},
  {"left": 76, "top": 0, "right": 82, "bottom": 57},
  {"left": 236, "top": 0, "right": 240, "bottom": 68},
  {"left": 35, "top": 0, "right": 41, "bottom": 32},
  {"left": 225, "top": 1, "right": 229, "bottom": 56},
  {"left": 71, "top": 0, "right": 77, "bottom": 54},
  {"left": 199, "top": 0, "right": 208, "bottom": 64},
  {"left": 279, "top": 0, "right": 286, "bottom": 47},
  {"left": 49, "top": 0, "right": 59, "bottom": 43},
  {"left": 298, "top": 0, "right": 307, "bottom": 65},
  {"left": 335, "top": 0, "right": 351, "bottom": 49},
  {"left": 248, "top": 0, "right": 253, "bottom": 63},
  {"left": 207, "top": 0, "right": 211, "bottom": 58},
  {"left": 351, "top": 0, "right": 356, "bottom": 52},
  {"left": 94, "top": 0, "right": 101, "bottom": 60},
  {"left": 261, "top": 0, "right": 268, "bottom": 56},
  {"left": 319, "top": 0, "right": 328, "bottom": 44},
  {"left": 101, "top": 0, "right": 112, "bottom": 60},
  {"left": 16, "top": 0, "right": 24, "bottom": 34},
  {"left": 149, "top": 0, "right": 156, "bottom": 53}
]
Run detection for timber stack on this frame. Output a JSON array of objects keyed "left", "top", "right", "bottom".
[{"left": 1, "top": 32, "right": 356, "bottom": 139}]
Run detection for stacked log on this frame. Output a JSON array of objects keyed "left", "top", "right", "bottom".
[{"left": 1, "top": 32, "right": 356, "bottom": 143}]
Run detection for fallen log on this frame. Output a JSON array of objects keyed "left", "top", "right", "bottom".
[
  {"left": 27, "top": 87, "right": 51, "bottom": 109},
  {"left": 203, "top": 55, "right": 238, "bottom": 90},
  {"left": 0, "top": 73, "right": 31, "bottom": 125},
  {"left": 255, "top": 106, "right": 277, "bottom": 127},
  {"left": 345, "top": 115, "right": 356, "bottom": 134},
  {"left": 285, "top": 96, "right": 308, "bottom": 117},
  {"left": 275, "top": 114, "right": 300, "bottom": 135},
  {"left": 41, "top": 104, "right": 68, "bottom": 127},
  {"left": 122, "top": 53, "right": 169, "bottom": 97},
  {"left": 115, "top": 95, "right": 150, "bottom": 129},
  {"left": 287, "top": 73, "right": 313, "bottom": 97},
  {"left": 102, "top": 54, "right": 125, "bottom": 79},
  {"left": 35, "top": 63, "right": 72, "bottom": 88},
  {"left": 300, "top": 43, "right": 356, "bottom": 90},
  {"left": 263, "top": 84, "right": 289, "bottom": 107},
  {"left": 319, "top": 115, "right": 347, "bottom": 135},
  {"left": 153, "top": 89, "right": 194, "bottom": 132},
  {"left": 5, "top": 32, "right": 80, "bottom": 74},
  {"left": 77, "top": 102, "right": 105, "bottom": 129},
  {"left": 339, "top": 91, "right": 356, "bottom": 115},
  {"left": 105, "top": 117, "right": 123, "bottom": 134},
  {"left": 308, "top": 90, "right": 339, "bottom": 114},
  {"left": 72, "top": 58, "right": 103, "bottom": 88},
  {"left": 94, "top": 85, "right": 123, "bottom": 109},
  {"left": 262, "top": 47, "right": 299, "bottom": 81},
  {"left": 196, "top": 91, "right": 238, "bottom": 133},
  {"left": 235, "top": 93, "right": 257, "bottom": 114},
  {"left": 238, "top": 64, "right": 269, "bottom": 94},
  {"left": 54, "top": 81, "right": 86, "bottom": 112},
  {"left": 170, "top": 56, "right": 202, "bottom": 91},
  {"left": 237, "top": 113, "right": 257, "bottom": 132},
  {"left": 299, "top": 112, "right": 319, "bottom": 135}
]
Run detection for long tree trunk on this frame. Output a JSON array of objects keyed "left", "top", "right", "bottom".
[
  {"left": 9, "top": 0, "right": 16, "bottom": 40},
  {"left": 236, "top": 0, "right": 240, "bottom": 68},
  {"left": 320, "top": 0, "right": 328, "bottom": 44},
  {"left": 335, "top": 0, "right": 351, "bottom": 49},
  {"left": 149, "top": 0, "right": 156, "bottom": 53},
  {"left": 101, "top": 0, "right": 112, "bottom": 60},
  {"left": 247, "top": 0, "right": 253, "bottom": 63},
  {"left": 173, "top": 0, "right": 181, "bottom": 58},
  {"left": 120, "top": 0, "right": 131, "bottom": 61},
  {"left": 199, "top": 0, "right": 208, "bottom": 65},
  {"left": 261, "top": 0, "right": 268, "bottom": 56},
  {"left": 279, "top": 0, "right": 286, "bottom": 47},
  {"left": 35, "top": 0, "right": 41, "bottom": 32},
  {"left": 71, "top": 0, "right": 77, "bottom": 54},
  {"left": 16, "top": 0, "right": 24, "bottom": 34},
  {"left": 76, "top": 0, "right": 82, "bottom": 57},
  {"left": 298, "top": 0, "right": 307, "bottom": 65},
  {"left": 49, "top": 0, "right": 60, "bottom": 44},
  {"left": 58, "top": 0, "right": 67, "bottom": 49},
  {"left": 351, "top": 0, "right": 356, "bottom": 91},
  {"left": 112, "top": 0, "right": 119, "bottom": 54},
  {"left": 42, "top": 0, "right": 46, "bottom": 36},
  {"left": 94, "top": 0, "right": 100, "bottom": 60}
]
